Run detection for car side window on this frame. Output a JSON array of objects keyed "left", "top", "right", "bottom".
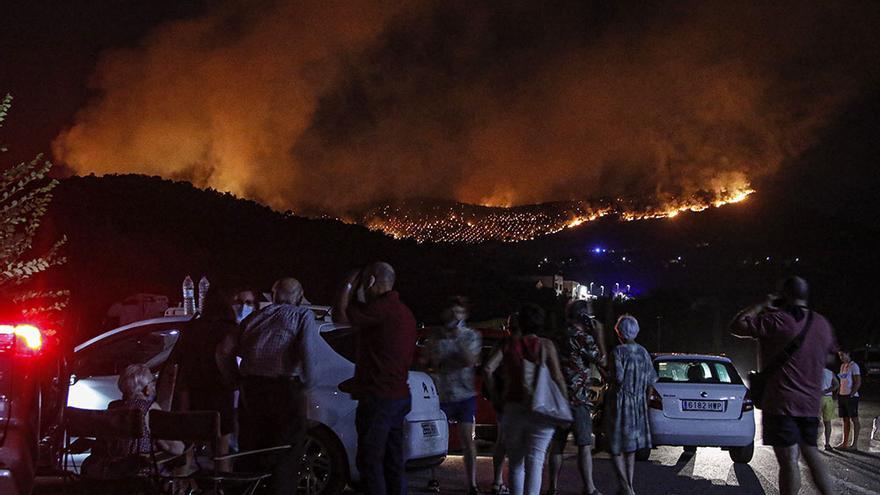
[{"left": 75, "top": 324, "right": 182, "bottom": 378}]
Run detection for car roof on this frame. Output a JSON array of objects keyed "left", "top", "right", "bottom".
[
  {"left": 653, "top": 353, "right": 732, "bottom": 363},
  {"left": 75, "top": 315, "right": 191, "bottom": 352},
  {"left": 77, "top": 316, "right": 352, "bottom": 353}
]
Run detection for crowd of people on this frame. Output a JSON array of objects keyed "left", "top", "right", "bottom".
[{"left": 82, "top": 270, "right": 869, "bottom": 495}]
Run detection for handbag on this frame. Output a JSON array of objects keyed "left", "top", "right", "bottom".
[
  {"left": 748, "top": 309, "right": 814, "bottom": 410},
  {"left": 525, "top": 339, "right": 573, "bottom": 426}
]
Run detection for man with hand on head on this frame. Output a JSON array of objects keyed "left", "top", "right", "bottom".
[{"left": 335, "top": 262, "right": 417, "bottom": 495}]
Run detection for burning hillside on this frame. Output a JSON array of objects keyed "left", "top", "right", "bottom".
[
  {"left": 50, "top": 2, "right": 877, "bottom": 229},
  {"left": 358, "top": 185, "right": 754, "bottom": 243}
]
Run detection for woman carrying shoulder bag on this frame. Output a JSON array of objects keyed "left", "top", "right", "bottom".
[{"left": 484, "top": 304, "right": 569, "bottom": 495}]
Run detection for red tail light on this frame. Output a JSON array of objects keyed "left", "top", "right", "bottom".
[
  {"left": 0, "top": 324, "right": 44, "bottom": 356},
  {"left": 648, "top": 388, "right": 663, "bottom": 410},
  {"left": 742, "top": 389, "right": 754, "bottom": 412}
]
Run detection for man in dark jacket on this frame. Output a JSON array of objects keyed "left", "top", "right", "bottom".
[{"left": 335, "top": 262, "right": 417, "bottom": 495}]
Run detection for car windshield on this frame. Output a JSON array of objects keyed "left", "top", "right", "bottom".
[
  {"left": 655, "top": 359, "right": 743, "bottom": 385},
  {"left": 321, "top": 327, "right": 359, "bottom": 363}
]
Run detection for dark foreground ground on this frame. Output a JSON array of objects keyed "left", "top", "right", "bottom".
[
  {"left": 36, "top": 385, "right": 880, "bottom": 495},
  {"left": 417, "top": 392, "right": 880, "bottom": 495}
]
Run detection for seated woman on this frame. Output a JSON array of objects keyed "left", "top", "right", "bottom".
[{"left": 82, "top": 363, "right": 185, "bottom": 479}]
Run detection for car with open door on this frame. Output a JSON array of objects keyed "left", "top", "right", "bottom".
[{"left": 67, "top": 314, "right": 448, "bottom": 495}]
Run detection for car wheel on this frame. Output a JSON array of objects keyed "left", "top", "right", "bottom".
[
  {"left": 729, "top": 442, "right": 754, "bottom": 464},
  {"left": 299, "top": 426, "right": 348, "bottom": 495},
  {"left": 635, "top": 448, "right": 651, "bottom": 461}
]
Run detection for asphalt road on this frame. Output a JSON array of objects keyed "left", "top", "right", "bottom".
[
  {"left": 35, "top": 392, "right": 880, "bottom": 494},
  {"left": 410, "top": 406, "right": 880, "bottom": 495}
]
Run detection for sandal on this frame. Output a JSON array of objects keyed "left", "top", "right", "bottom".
[{"left": 492, "top": 483, "right": 510, "bottom": 495}]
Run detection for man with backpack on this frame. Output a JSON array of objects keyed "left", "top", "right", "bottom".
[{"left": 730, "top": 276, "right": 837, "bottom": 495}]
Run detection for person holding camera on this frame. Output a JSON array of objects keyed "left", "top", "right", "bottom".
[
  {"left": 546, "top": 300, "right": 607, "bottom": 495},
  {"left": 730, "top": 276, "right": 837, "bottom": 495}
]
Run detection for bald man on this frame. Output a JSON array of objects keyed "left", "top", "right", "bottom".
[
  {"left": 235, "top": 277, "right": 318, "bottom": 495},
  {"left": 730, "top": 276, "right": 837, "bottom": 495},
  {"left": 335, "top": 262, "right": 417, "bottom": 495}
]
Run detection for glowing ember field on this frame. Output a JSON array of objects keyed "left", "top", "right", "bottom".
[{"left": 358, "top": 187, "right": 754, "bottom": 243}]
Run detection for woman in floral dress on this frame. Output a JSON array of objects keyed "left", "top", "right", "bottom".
[{"left": 605, "top": 315, "right": 657, "bottom": 495}]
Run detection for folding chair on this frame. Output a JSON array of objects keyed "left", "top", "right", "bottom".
[
  {"left": 62, "top": 406, "right": 156, "bottom": 494},
  {"left": 155, "top": 363, "right": 178, "bottom": 412},
  {"left": 149, "top": 409, "right": 291, "bottom": 495}
]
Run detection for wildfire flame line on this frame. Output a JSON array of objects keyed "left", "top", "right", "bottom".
[{"left": 360, "top": 186, "right": 755, "bottom": 243}]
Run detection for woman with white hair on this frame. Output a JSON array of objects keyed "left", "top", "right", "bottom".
[
  {"left": 82, "top": 364, "right": 184, "bottom": 478},
  {"left": 605, "top": 315, "right": 656, "bottom": 495}
]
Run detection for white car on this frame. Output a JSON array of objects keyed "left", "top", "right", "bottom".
[
  {"left": 67, "top": 315, "right": 449, "bottom": 494},
  {"left": 642, "top": 353, "right": 755, "bottom": 463}
]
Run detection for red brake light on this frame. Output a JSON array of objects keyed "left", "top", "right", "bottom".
[
  {"left": 648, "top": 388, "right": 663, "bottom": 410},
  {"left": 742, "top": 388, "right": 754, "bottom": 412},
  {"left": 0, "top": 324, "right": 44, "bottom": 356}
]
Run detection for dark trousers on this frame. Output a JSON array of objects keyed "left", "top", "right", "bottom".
[
  {"left": 355, "top": 395, "right": 412, "bottom": 495},
  {"left": 239, "top": 376, "right": 306, "bottom": 495}
]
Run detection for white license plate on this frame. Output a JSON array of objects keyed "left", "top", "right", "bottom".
[
  {"left": 421, "top": 421, "right": 439, "bottom": 437},
  {"left": 681, "top": 400, "right": 724, "bottom": 412}
]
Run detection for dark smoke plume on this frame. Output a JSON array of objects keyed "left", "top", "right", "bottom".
[{"left": 53, "top": 0, "right": 880, "bottom": 217}]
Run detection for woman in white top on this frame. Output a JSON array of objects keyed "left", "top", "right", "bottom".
[{"left": 836, "top": 350, "right": 862, "bottom": 450}]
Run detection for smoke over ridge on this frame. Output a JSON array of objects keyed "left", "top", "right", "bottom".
[{"left": 53, "top": 0, "right": 880, "bottom": 219}]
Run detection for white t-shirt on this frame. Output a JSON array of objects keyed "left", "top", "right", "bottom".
[
  {"left": 822, "top": 368, "right": 835, "bottom": 396},
  {"left": 838, "top": 361, "right": 861, "bottom": 397}
]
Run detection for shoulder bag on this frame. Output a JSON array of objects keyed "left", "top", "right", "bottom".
[
  {"left": 748, "top": 309, "right": 814, "bottom": 409},
  {"left": 525, "top": 338, "right": 574, "bottom": 426}
]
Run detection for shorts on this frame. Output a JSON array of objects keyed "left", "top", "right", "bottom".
[
  {"left": 762, "top": 414, "right": 819, "bottom": 447},
  {"left": 552, "top": 404, "right": 593, "bottom": 447},
  {"left": 820, "top": 396, "right": 836, "bottom": 421},
  {"left": 441, "top": 396, "right": 477, "bottom": 424},
  {"left": 838, "top": 395, "right": 860, "bottom": 418}
]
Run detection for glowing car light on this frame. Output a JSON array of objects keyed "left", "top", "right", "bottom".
[
  {"left": 0, "top": 324, "right": 43, "bottom": 354},
  {"left": 14, "top": 324, "right": 42, "bottom": 351}
]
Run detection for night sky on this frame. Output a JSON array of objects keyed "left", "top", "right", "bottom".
[{"left": 2, "top": 1, "right": 879, "bottom": 222}]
